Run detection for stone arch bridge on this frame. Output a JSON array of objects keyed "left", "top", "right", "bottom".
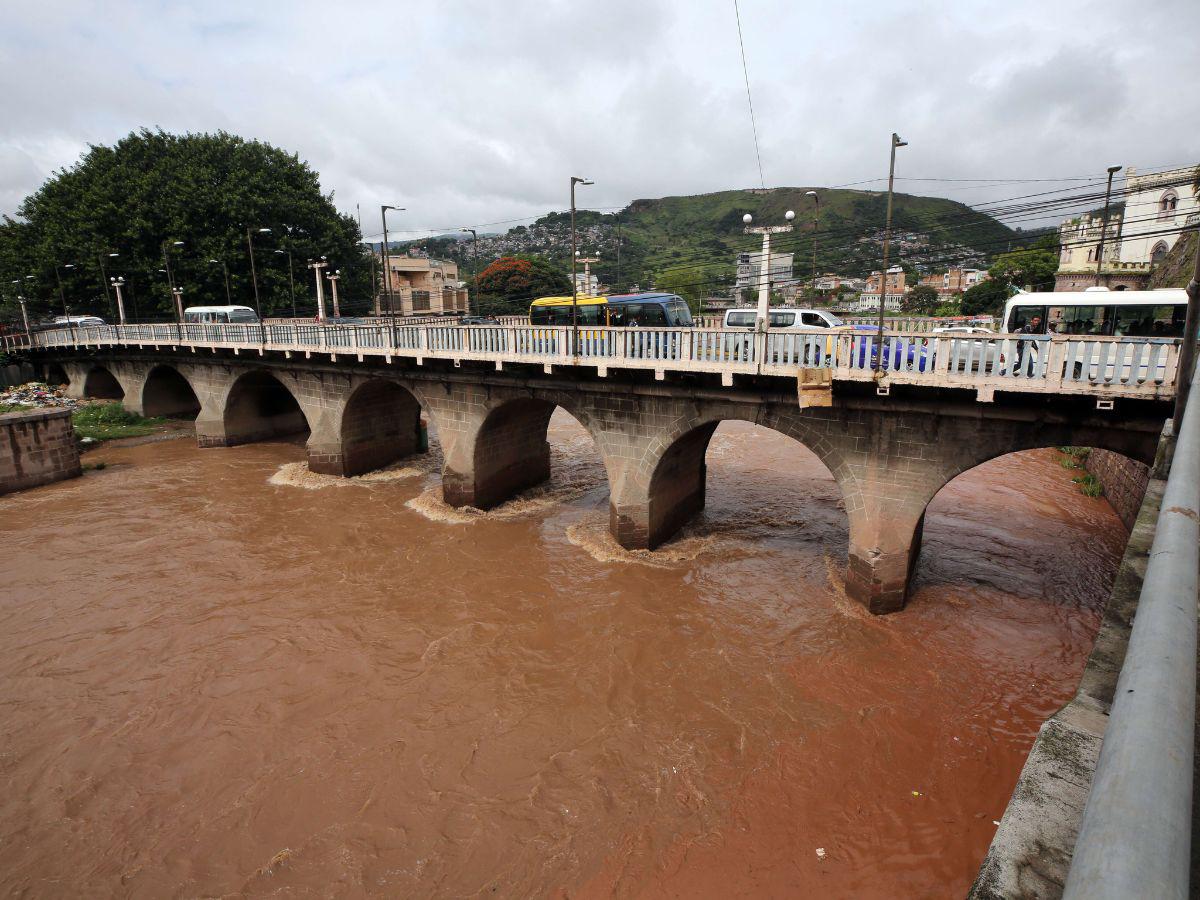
[{"left": 44, "top": 351, "right": 1166, "bottom": 615}]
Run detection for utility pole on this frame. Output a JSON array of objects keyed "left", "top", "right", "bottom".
[
  {"left": 309, "top": 257, "right": 329, "bottom": 322},
  {"left": 98, "top": 252, "right": 118, "bottom": 318},
  {"left": 162, "top": 239, "right": 183, "bottom": 321},
  {"left": 805, "top": 190, "right": 820, "bottom": 292},
  {"left": 1173, "top": 228, "right": 1200, "bottom": 433},
  {"left": 381, "top": 205, "right": 403, "bottom": 326},
  {"left": 274, "top": 250, "right": 297, "bottom": 318},
  {"left": 54, "top": 262, "right": 78, "bottom": 342},
  {"left": 743, "top": 211, "right": 795, "bottom": 332},
  {"left": 459, "top": 228, "right": 478, "bottom": 315},
  {"left": 209, "top": 259, "right": 232, "bottom": 304},
  {"left": 246, "top": 227, "right": 270, "bottom": 331},
  {"left": 876, "top": 132, "right": 907, "bottom": 374},
  {"left": 17, "top": 296, "right": 29, "bottom": 335},
  {"left": 110, "top": 276, "right": 127, "bottom": 324},
  {"left": 326, "top": 269, "right": 342, "bottom": 318},
  {"left": 570, "top": 176, "right": 593, "bottom": 352},
  {"left": 1095, "top": 165, "right": 1123, "bottom": 287},
  {"left": 615, "top": 212, "right": 622, "bottom": 293}
]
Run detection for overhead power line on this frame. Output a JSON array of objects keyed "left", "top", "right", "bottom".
[{"left": 731, "top": 0, "right": 766, "bottom": 191}]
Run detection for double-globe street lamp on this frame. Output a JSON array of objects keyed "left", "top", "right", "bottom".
[{"left": 742, "top": 210, "right": 795, "bottom": 332}]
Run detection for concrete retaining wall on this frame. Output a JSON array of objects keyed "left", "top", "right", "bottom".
[
  {"left": 0, "top": 362, "right": 34, "bottom": 389},
  {"left": 1085, "top": 449, "right": 1150, "bottom": 531},
  {"left": 0, "top": 408, "right": 81, "bottom": 495}
]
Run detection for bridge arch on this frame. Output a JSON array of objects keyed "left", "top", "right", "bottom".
[
  {"left": 309, "top": 378, "right": 426, "bottom": 477},
  {"left": 82, "top": 365, "right": 125, "bottom": 400},
  {"left": 442, "top": 395, "right": 606, "bottom": 510},
  {"left": 142, "top": 365, "right": 201, "bottom": 419},
  {"left": 614, "top": 408, "right": 853, "bottom": 551},
  {"left": 42, "top": 362, "right": 69, "bottom": 387},
  {"left": 221, "top": 370, "right": 310, "bottom": 446}
]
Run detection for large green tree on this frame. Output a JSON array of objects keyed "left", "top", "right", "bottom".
[
  {"left": 987, "top": 243, "right": 1058, "bottom": 293},
  {"left": 901, "top": 284, "right": 939, "bottom": 314},
  {"left": 473, "top": 255, "right": 570, "bottom": 315},
  {"left": 0, "top": 129, "right": 371, "bottom": 322},
  {"left": 960, "top": 278, "right": 1012, "bottom": 316}
]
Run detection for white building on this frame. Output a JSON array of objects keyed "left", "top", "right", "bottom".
[
  {"left": 844, "top": 293, "right": 903, "bottom": 313},
  {"left": 571, "top": 271, "right": 599, "bottom": 296},
  {"left": 735, "top": 250, "right": 795, "bottom": 297},
  {"left": 1054, "top": 164, "right": 1198, "bottom": 291}
]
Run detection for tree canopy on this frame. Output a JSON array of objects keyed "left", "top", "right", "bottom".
[
  {"left": 960, "top": 278, "right": 1012, "bottom": 316},
  {"left": 473, "top": 255, "right": 570, "bottom": 315},
  {"left": 901, "top": 284, "right": 939, "bottom": 314},
  {"left": 0, "top": 129, "right": 370, "bottom": 322}
]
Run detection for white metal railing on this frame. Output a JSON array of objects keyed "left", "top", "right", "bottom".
[{"left": 1, "top": 324, "right": 1182, "bottom": 399}]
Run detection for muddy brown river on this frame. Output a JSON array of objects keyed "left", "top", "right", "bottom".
[{"left": 0, "top": 413, "right": 1125, "bottom": 897}]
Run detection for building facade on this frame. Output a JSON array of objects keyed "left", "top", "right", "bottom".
[
  {"left": 735, "top": 250, "right": 795, "bottom": 297},
  {"left": 378, "top": 250, "right": 469, "bottom": 316},
  {"left": 919, "top": 267, "right": 989, "bottom": 296},
  {"left": 1054, "top": 164, "right": 1199, "bottom": 292}
]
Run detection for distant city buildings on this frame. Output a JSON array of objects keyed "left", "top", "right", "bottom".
[
  {"left": 378, "top": 249, "right": 468, "bottom": 315},
  {"left": 570, "top": 271, "right": 600, "bottom": 296},
  {"left": 846, "top": 265, "right": 906, "bottom": 311},
  {"left": 1054, "top": 164, "right": 1199, "bottom": 291},
  {"left": 918, "top": 266, "right": 989, "bottom": 296},
  {"left": 735, "top": 250, "right": 795, "bottom": 297}
]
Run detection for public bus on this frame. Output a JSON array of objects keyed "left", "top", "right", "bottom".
[
  {"left": 529, "top": 293, "right": 694, "bottom": 327},
  {"left": 183, "top": 305, "right": 261, "bottom": 324},
  {"left": 1001, "top": 287, "right": 1190, "bottom": 337}
]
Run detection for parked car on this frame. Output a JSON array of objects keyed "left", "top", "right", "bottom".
[
  {"left": 722, "top": 307, "right": 844, "bottom": 330},
  {"left": 53, "top": 314, "right": 106, "bottom": 327},
  {"left": 459, "top": 315, "right": 499, "bottom": 325},
  {"left": 320, "top": 316, "right": 366, "bottom": 325}
]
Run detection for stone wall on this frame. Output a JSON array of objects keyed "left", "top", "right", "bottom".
[
  {"left": 0, "top": 408, "right": 81, "bottom": 495},
  {"left": 1086, "top": 448, "right": 1150, "bottom": 531}
]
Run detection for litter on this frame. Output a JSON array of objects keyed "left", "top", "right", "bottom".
[
  {"left": 815, "top": 848, "right": 826, "bottom": 860},
  {"left": 0, "top": 382, "right": 78, "bottom": 410}
]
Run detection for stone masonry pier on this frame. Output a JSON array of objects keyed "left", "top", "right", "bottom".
[{"left": 45, "top": 352, "right": 1167, "bottom": 614}]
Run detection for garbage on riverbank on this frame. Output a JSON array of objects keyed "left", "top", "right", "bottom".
[{"left": 0, "top": 382, "right": 77, "bottom": 411}]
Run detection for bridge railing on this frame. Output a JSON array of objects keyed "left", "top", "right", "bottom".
[
  {"left": 1062, "top": 355, "right": 1199, "bottom": 899},
  {"left": 4, "top": 323, "right": 1182, "bottom": 399}
]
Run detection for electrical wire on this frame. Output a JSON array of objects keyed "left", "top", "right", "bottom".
[{"left": 731, "top": 0, "right": 766, "bottom": 191}]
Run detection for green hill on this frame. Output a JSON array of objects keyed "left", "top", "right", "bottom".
[{"left": 396, "top": 186, "right": 1028, "bottom": 296}]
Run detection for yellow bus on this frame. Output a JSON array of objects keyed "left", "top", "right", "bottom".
[{"left": 529, "top": 293, "right": 694, "bottom": 327}]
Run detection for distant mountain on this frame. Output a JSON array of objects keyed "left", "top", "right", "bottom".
[{"left": 394, "top": 186, "right": 1029, "bottom": 294}]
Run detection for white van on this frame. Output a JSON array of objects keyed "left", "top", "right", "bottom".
[
  {"left": 722, "top": 307, "right": 843, "bottom": 329},
  {"left": 53, "top": 315, "right": 106, "bottom": 327},
  {"left": 184, "top": 305, "right": 260, "bottom": 324}
]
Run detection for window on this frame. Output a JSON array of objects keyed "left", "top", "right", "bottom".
[
  {"left": 665, "top": 299, "right": 694, "bottom": 327},
  {"left": 725, "top": 311, "right": 756, "bottom": 328},
  {"left": 1047, "top": 305, "right": 1104, "bottom": 335},
  {"left": 770, "top": 311, "right": 796, "bottom": 327},
  {"left": 1159, "top": 192, "right": 1179, "bottom": 219},
  {"left": 800, "top": 312, "right": 825, "bottom": 327},
  {"left": 229, "top": 310, "right": 259, "bottom": 323}
]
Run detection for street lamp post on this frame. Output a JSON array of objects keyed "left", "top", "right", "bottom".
[
  {"left": 309, "top": 257, "right": 329, "bottom": 322},
  {"left": 742, "top": 211, "right": 795, "bottom": 332},
  {"left": 54, "top": 262, "right": 77, "bottom": 342},
  {"left": 161, "top": 239, "right": 184, "bottom": 321},
  {"left": 875, "top": 132, "right": 907, "bottom": 374},
  {"left": 98, "top": 252, "right": 119, "bottom": 318},
  {"left": 17, "top": 296, "right": 29, "bottom": 335},
  {"left": 208, "top": 259, "right": 232, "bottom": 304},
  {"left": 273, "top": 250, "right": 297, "bottom": 318},
  {"left": 460, "top": 228, "right": 478, "bottom": 315},
  {"left": 110, "top": 276, "right": 127, "bottom": 324},
  {"left": 1095, "top": 165, "right": 1123, "bottom": 287},
  {"left": 326, "top": 269, "right": 342, "bottom": 318},
  {"left": 570, "top": 176, "right": 593, "bottom": 353},
  {"left": 805, "top": 190, "right": 820, "bottom": 293},
  {"left": 381, "top": 205, "right": 404, "bottom": 340},
  {"left": 246, "top": 227, "right": 270, "bottom": 330}
]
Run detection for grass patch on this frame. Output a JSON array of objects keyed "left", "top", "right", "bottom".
[
  {"left": 0, "top": 402, "right": 23, "bottom": 414},
  {"left": 73, "top": 403, "right": 163, "bottom": 441},
  {"left": 81, "top": 461, "right": 108, "bottom": 472},
  {"left": 1072, "top": 473, "right": 1104, "bottom": 498}
]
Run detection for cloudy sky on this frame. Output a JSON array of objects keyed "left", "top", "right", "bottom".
[{"left": 1, "top": 0, "right": 1196, "bottom": 238}]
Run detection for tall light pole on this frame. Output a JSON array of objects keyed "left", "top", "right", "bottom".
[
  {"left": 570, "top": 176, "right": 593, "bottom": 352},
  {"left": 743, "top": 210, "right": 795, "bottom": 332},
  {"left": 326, "top": 269, "right": 342, "bottom": 318},
  {"left": 54, "top": 262, "right": 77, "bottom": 341},
  {"left": 208, "top": 259, "right": 232, "bottom": 304},
  {"left": 309, "top": 257, "right": 329, "bottom": 322},
  {"left": 381, "top": 205, "right": 404, "bottom": 322},
  {"left": 246, "top": 227, "right": 270, "bottom": 323},
  {"left": 274, "top": 249, "right": 297, "bottom": 318},
  {"left": 98, "top": 251, "right": 119, "bottom": 318},
  {"left": 805, "top": 190, "right": 820, "bottom": 293},
  {"left": 10, "top": 279, "right": 31, "bottom": 334},
  {"left": 1095, "top": 164, "right": 1123, "bottom": 287},
  {"left": 161, "top": 239, "right": 184, "bottom": 321},
  {"left": 875, "top": 132, "right": 907, "bottom": 373},
  {"left": 460, "top": 228, "right": 478, "bottom": 315},
  {"left": 110, "top": 276, "right": 127, "bottom": 324}
]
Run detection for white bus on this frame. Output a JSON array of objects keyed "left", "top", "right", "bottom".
[
  {"left": 183, "top": 305, "right": 260, "bottom": 324},
  {"left": 1001, "top": 287, "right": 1190, "bottom": 337}
]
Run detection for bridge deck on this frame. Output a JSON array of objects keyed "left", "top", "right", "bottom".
[{"left": 6, "top": 323, "right": 1182, "bottom": 402}]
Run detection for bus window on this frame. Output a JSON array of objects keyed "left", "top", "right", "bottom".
[
  {"left": 1112, "top": 304, "right": 1183, "bottom": 337},
  {"left": 725, "top": 311, "right": 756, "bottom": 328},
  {"left": 530, "top": 306, "right": 554, "bottom": 325},
  {"left": 1008, "top": 305, "right": 1047, "bottom": 332},
  {"left": 1047, "top": 305, "right": 1104, "bottom": 335},
  {"left": 229, "top": 309, "right": 259, "bottom": 323},
  {"left": 637, "top": 304, "right": 668, "bottom": 327},
  {"left": 770, "top": 311, "right": 796, "bottom": 327},
  {"left": 666, "top": 299, "right": 693, "bottom": 326},
  {"left": 577, "top": 303, "right": 604, "bottom": 326}
]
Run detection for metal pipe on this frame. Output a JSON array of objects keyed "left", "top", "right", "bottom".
[{"left": 1063, "top": 354, "right": 1199, "bottom": 900}]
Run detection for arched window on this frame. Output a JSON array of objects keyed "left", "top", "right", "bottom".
[
  {"left": 1151, "top": 241, "right": 1169, "bottom": 264},
  {"left": 1159, "top": 191, "right": 1178, "bottom": 219}
]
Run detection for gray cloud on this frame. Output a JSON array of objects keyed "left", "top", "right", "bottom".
[{"left": 1, "top": 0, "right": 1196, "bottom": 236}]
